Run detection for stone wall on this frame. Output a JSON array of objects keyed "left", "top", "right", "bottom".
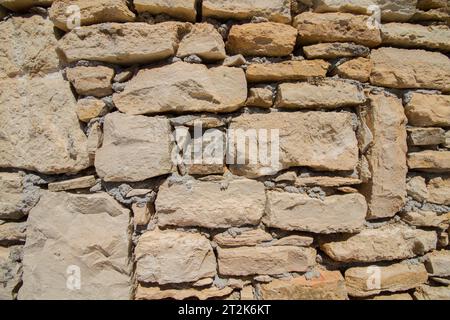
[{"left": 0, "top": 0, "right": 449, "bottom": 300}]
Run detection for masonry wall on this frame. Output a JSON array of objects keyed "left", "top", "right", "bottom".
[{"left": 0, "top": 0, "right": 449, "bottom": 300}]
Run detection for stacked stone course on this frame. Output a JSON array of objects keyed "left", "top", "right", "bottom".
[{"left": 0, "top": 0, "right": 449, "bottom": 300}]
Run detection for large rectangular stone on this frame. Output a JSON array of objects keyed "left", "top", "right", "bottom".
[
  {"left": 202, "top": 0, "right": 292, "bottom": 24},
  {"left": 95, "top": 112, "right": 174, "bottom": 182},
  {"left": 370, "top": 47, "right": 450, "bottom": 92},
  {"left": 156, "top": 179, "right": 266, "bottom": 229},
  {"left": 294, "top": 12, "right": 382, "bottom": 47},
  {"left": 58, "top": 22, "right": 184, "bottom": 64},
  {"left": 217, "top": 246, "right": 316, "bottom": 276},
  {"left": 134, "top": 0, "right": 197, "bottom": 22},
  {"left": 408, "top": 151, "right": 450, "bottom": 172},
  {"left": 264, "top": 192, "right": 367, "bottom": 234},
  {"left": 425, "top": 250, "right": 450, "bottom": 277},
  {"left": 228, "top": 112, "right": 358, "bottom": 178},
  {"left": 359, "top": 92, "right": 408, "bottom": 220},
  {"left": 405, "top": 93, "right": 450, "bottom": 127}
]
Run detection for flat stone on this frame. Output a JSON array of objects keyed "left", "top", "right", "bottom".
[
  {"left": 66, "top": 66, "right": 114, "bottom": 97},
  {"left": 132, "top": 203, "right": 152, "bottom": 228},
  {"left": 303, "top": 42, "right": 370, "bottom": 59},
  {"left": 228, "top": 112, "right": 358, "bottom": 177},
  {"left": 177, "top": 23, "right": 226, "bottom": 61},
  {"left": 413, "top": 7, "right": 450, "bottom": 22},
  {"left": 0, "top": 221, "right": 26, "bottom": 244},
  {"left": 359, "top": 92, "right": 408, "bottom": 220},
  {"left": 156, "top": 179, "right": 266, "bottom": 229},
  {"left": 408, "top": 128, "right": 446, "bottom": 146},
  {"left": 295, "top": 176, "right": 362, "bottom": 188},
  {"left": 276, "top": 79, "right": 366, "bottom": 109},
  {"left": 246, "top": 60, "right": 329, "bottom": 83},
  {"left": 134, "top": 0, "right": 197, "bottom": 22},
  {"left": 48, "top": 176, "right": 97, "bottom": 192},
  {"left": 58, "top": 22, "right": 184, "bottom": 64},
  {"left": 0, "top": 173, "right": 26, "bottom": 220},
  {"left": 135, "top": 229, "right": 216, "bottom": 285},
  {"left": 0, "top": 0, "right": 53, "bottom": 11},
  {"left": 75, "top": 98, "right": 108, "bottom": 123},
  {"left": 264, "top": 192, "right": 367, "bottom": 234},
  {"left": 19, "top": 191, "right": 132, "bottom": 300},
  {"left": 272, "top": 235, "right": 314, "bottom": 247},
  {"left": 414, "top": 285, "right": 450, "bottom": 300},
  {"left": 294, "top": 12, "right": 382, "bottom": 47},
  {"left": 226, "top": 22, "right": 297, "bottom": 57},
  {"left": 370, "top": 47, "right": 450, "bottom": 92},
  {"left": 369, "top": 293, "right": 413, "bottom": 300},
  {"left": 113, "top": 62, "right": 247, "bottom": 115},
  {"left": 320, "top": 224, "right": 437, "bottom": 263},
  {"left": 417, "top": 0, "right": 448, "bottom": 10},
  {"left": 260, "top": 271, "right": 348, "bottom": 300},
  {"left": 87, "top": 122, "right": 102, "bottom": 160},
  {"left": 202, "top": 0, "right": 292, "bottom": 24},
  {"left": 407, "top": 176, "right": 429, "bottom": 202},
  {"left": 408, "top": 151, "right": 450, "bottom": 172},
  {"left": 381, "top": 23, "right": 450, "bottom": 51},
  {"left": 246, "top": 87, "right": 273, "bottom": 108},
  {"left": 136, "top": 285, "right": 233, "bottom": 300},
  {"left": 405, "top": 93, "right": 450, "bottom": 127},
  {"left": 95, "top": 112, "right": 174, "bottom": 182},
  {"left": 223, "top": 54, "right": 246, "bottom": 67},
  {"left": 49, "top": 0, "right": 135, "bottom": 31},
  {"left": 213, "top": 229, "right": 273, "bottom": 247},
  {"left": 0, "top": 74, "right": 90, "bottom": 174},
  {"left": 217, "top": 246, "right": 316, "bottom": 276},
  {"left": 428, "top": 177, "right": 450, "bottom": 205},
  {"left": 345, "top": 263, "right": 428, "bottom": 297},
  {"left": 334, "top": 57, "right": 372, "bottom": 82},
  {"left": 425, "top": 250, "right": 450, "bottom": 277},
  {"left": 402, "top": 211, "right": 450, "bottom": 228},
  {"left": 0, "top": 14, "right": 59, "bottom": 79}
]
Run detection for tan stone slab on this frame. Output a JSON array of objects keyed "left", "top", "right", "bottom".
[
  {"left": 408, "top": 151, "right": 450, "bottom": 172},
  {"left": 405, "top": 93, "right": 450, "bottom": 127},
  {"left": 303, "top": 42, "right": 370, "bottom": 59},
  {"left": 134, "top": 0, "right": 197, "bottom": 22}
]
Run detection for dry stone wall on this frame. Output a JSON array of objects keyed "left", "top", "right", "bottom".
[{"left": 0, "top": 0, "right": 449, "bottom": 300}]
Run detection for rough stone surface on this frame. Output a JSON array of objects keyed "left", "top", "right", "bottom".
[
  {"left": 75, "top": 98, "right": 108, "bottom": 123},
  {"left": 0, "top": 0, "right": 53, "bottom": 11},
  {"left": 0, "top": 74, "right": 90, "bottom": 174},
  {"left": 0, "top": 173, "right": 27, "bottom": 220},
  {"left": 134, "top": 0, "right": 197, "bottom": 22},
  {"left": 48, "top": 176, "right": 97, "bottom": 192},
  {"left": 213, "top": 229, "right": 273, "bottom": 248},
  {"left": 295, "top": 176, "right": 361, "bottom": 188},
  {"left": 246, "top": 87, "right": 273, "bottom": 108},
  {"left": 66, "top": 66, "right": 114, "bottom": 97},
  {"left": 226, "top": 22, "right": 297, "bottom": 57},
  {"left": 136, "top": 285, "right": 233, "bottom": 300},
  {"left": 414, "top": 285, "right": 450, "bottom": 300},
  {"left": 425, "top": 250, "right": 450, "bottom": 277},
  {"left": 49, "top": 0, "right": 135, "bottom": 31},
  {"left": 264, "top": 192, "right": 367, "bottom": 234},
  {"left": 428, "top": 177, "right": 450, "bottom": 205},
  {"left": 359, "top": 93, "right": 408, "bottom": 220},
  {"left": 260, "top": 271, "right": 347, "bottom": 300},
  {"left": 177, "top": 23, "right": 226, "bottom": 61},
  {"left": 113, "top": 62, "right": 247, "bottom": 114},
  {"left": 58, "top": 22, "right": 184, "bottom": 64},
  {"left": 370, "top": 47, "right": 450, "bottom": 92},
  {"left": 276, "top": 79, "right": 366, "bottom": 109},
  {"left": 156, "top": 179, "right": 266, "bottom": 229},
  {"left": 334, "top": 57, "right": 372, "bottom": 82},
  {"left": 202, "top": 0, "right": 292, "bottom": 24},
  {"left": 0, "top": 245, "right": 22, "bottom": 300},
  {"left": 320, "top": 224, "right": 437, "bottom": 263},
  {"left": 345, "top": 263, "right": 428, "bottom": 297},
  {"left": 408, "top": 128, "right": 446, "bottom": 146},
  {"left": 0, "top": 221, "right": 26, "bottom": 244},
  {"left": 405, "top": 93, "right": 450, "bottom": 127},
  {"left": 246, "top": 60, "right": 329, "bottom": 83},
  {"left": 217, "top": 246, "right": 316, "bottom": 276},
  {"left": 408, "top": 151, "right": 450, "bottom": 172},
  {"left": 303, "top": 42, "right": 370, "bottom": 59},
  {"left": 95, "top": 112, "right": 174, "bottom": 182},
  {"left": 407, "top": 176, "right": 429, "bottom": 202},
  {"left": 19, "top": 191, "right": 132, "bottom": 300},
  {"left": 294, "top": 12, "right": 382, "bottom": 47},
  {"left": 135, "top": 229, "right": 216, "bottom": 285}
]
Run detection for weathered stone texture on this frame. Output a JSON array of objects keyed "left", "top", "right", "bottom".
[
  {"left": 408, "top": 128, "right": 446, "bottom": 146},
  {"left": 66, "top": 66, "right": 114, "bottom": 97},
  {"left": 0, "top": 0, "right": 53, "bottom": 11},
  {"left": 156, "top": 179, "right": 266, "bottom": 229},
  {"left": 303, "top": 42, "right": 370, "bottom": 59},
  {"left": 405, "top": 93, "right": 450, "bottom": 127},
  {"left": 19, "top": 191, "right": 132, "bottom": 300},
  {"left": 134, "top": 0, "right": 197, "bottom": 22},
  {"left": 113, "top": 62, "right": 247, "bottom": 114},
  {"left": 414, "top": 285, "right": 450, "bottom": 300},
  {"left": 428, "top": 177, "right": 450, "bottom": 205},
  {"left": 408, "top": 151, "right": 450, "bottom": 172},
  {"left": 334, "top": 58, "right": 372, "bottom": 82},
  {"left": 177, "top": 23, "right": 226, "bottom": 61},
  {"left": 136, "top": 285, "right": 233, "bottom": 300}
]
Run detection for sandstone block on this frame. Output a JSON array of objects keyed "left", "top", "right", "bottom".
[
  {"left": 113, "top": 62, "right": 247, "bottom": 114},
  {"left": 95, "top": 112, "right": 173, "bottom": 182},
  {"left": 260, "top": 271, "right": 347, "bottom": 300},
  {"left": 217, "top": 246, "right": 316, "bottom": 276},
  {"left": 303, "top": 42, "right": 370, "bottom": 59},
  {"left": 75, "top": 98, "right": 108, "bottom": 123},
  {"left": 246, "top": 60, "right": 329, "bottom": 83},
  {"left": 294, "top": 12, "right": 382, "bottom": 47},
  {"left": 345, "top": 263, "right": 427, "bottom": 297},
  {"left": 428, "top": 177, "right": 450, "bottom": 205},
  {"left": 408, "top": 128, "right": 446, "bottom": 146},
  {"left": 48, "top": 176, "right": 97, "bottom": 192},
  {"left": 58, "top": 22, "right": 183, "bottom": 64},
  {"left": 320, "top": 224, "right": 437, "bottom": 263},
  {"left": 359, "top": 93, "right": 408, "bottom": 220},
  {"left": 407, "top": 176, "right": 429, "bottom": 202},
  {"left": 408, "top": 151, "right": 450, "bottom": 172},
  {"left": 66, "top": 66, "right": 114, "bottom": 97},
  {"left": 177, "top": 23, "right": 226, "bottom": 61},
  {"left": 19, "top": 191, "right": 132, "bottom": 300},
  {"left": 0, "top": 246, "right": 22, "bottom": 300},
  {"left": 134, "top": 0, "right": 197, "bottom": 21},
  {"left": 368, "top": 293, "right": 413, "bottom": 300},
  {"left": 0, "top": 221, "right": 26, "bottom": 244},
  {"left": 132, "top": 203, "right": 152, "bottom": 228},
  {"left": 370, "top": 47, "right": 450, "bottom": 92},
  {"left": 49, "top": 0, "right": 135, "bottom": 31},
  {"left": 425, "top": 250, "right": 450, "bottom": 277},
  {"left": 136, "top": 285, "right": 233, "bottom": 300},
  {"left": 276, "top": 79, "right": 366, "bottom": 109},
  {"left": 405, "top": 93, "right": 450, "bottom": 127},
  {"left": 414, "top": 285, "right": 450, "bottom": 300},
  {"left": 156, "top": 179, "right": 266, "bottom": 229},
  {"left": 402, "top": 211, "right": 450, "bottom": 228},
  {"left": 213, "top": 229, "right": 273, "bottom": 248},
  {"left": 295, "top": 176, "right": 362, "bottom": 188},
  {"left": 202, "top": 0, "right": 292, "bottom": 24},
  {"left": 264, "top": 192, "right": 367, "bottom": 234},
  {"left": 226, "top": 22, "right": 297, "bottom": 57},
  {"left": 0, "top": 0, "right": 53, "bottom": 11},
  {"left": 135, "top": 230, "right": 216, "bottom": 285},
  {"left": 246, "top": 87, "right": 273, "bottom": 108},
  {"left": 0, "top": 74, "right": 90, "bottom": 174},
  {"left": 0, "top": 173, "right": 27, "bottom": 220},
  {"left": 334, "top": 57, "right": 372, "bottom": 82},
  {"left": 228, "top": 112, "right": 358, "bottom": 177}
]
